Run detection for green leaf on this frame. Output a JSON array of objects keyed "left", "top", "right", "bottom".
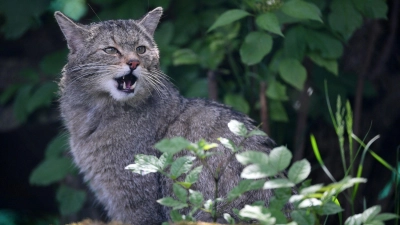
[
  {"left": 256, "top": 12, "right": 283, "bottom": 36},
  {"left": 228, "top": 120, "right": 248, "bottom": 136},
  {"left": 281, "top": 0, "right": 322, "bottom": 22},
  {"left": 0, "top": 84, "right": 20, "bottom": 104},
  {"left": 352, "top": 0, "right": 388, "bottom": 19},
  {"left": 239, "top": 205, "right": 275, "bottom": 223},
  {"left": 125, "top": 154, "right": 162, "bottom": 175},
  {"left": 283, "top": 26, "right": 307, "bottom": 60},
  {"left": 51, "top": 0, "right": 88, "bottom": 21},
  {"left": 291, "top": 210, "right": 316, "bottom": 225},
  {"left": 13, "top": 84, "right": 34, "bottom": 123},
  {"left": 56, "top": 185, "right": 86, "bottom": 215},
  {"left": 0, "top": 0, "right": 49, "bottom": 39},
  {"left": 184, "top": 165, "right": 203, "bottom": 185},
  {"left": 362, "top": 205, "right": 381, "bottom": 222},
  {"left": 39, "top": 49, "right": 68, "bottom": 76},
  {"left": 173, "top": 183, "right": 187, "bottom": 203},
  {"left": 241, "top": 164, "right": 278, "bottom": 179},
  {"left": 247, "top": 129, "right": 267, "bottom": 137},
  {"left": 170, "top": 156, "right": 195, "bottom": 179},
  {"left": 279, "top": 58, "right": 307, "bottom": 91},
  {"left": 345, "top": 214, "right": 363, "bottom": 225},
  {"left": 240, "top": 31, "right": 273, "bottom": 65},
  {"left": 189, "top": 189, "right": 204, "bottom": 207},
  {"left": 319, "top": 201, "right": 343, "bottom": 215},
  {"left": 155, "top": 137, "right": 190, "bottom": 155},
  {"left": 223, "top": 213, "right": 235, "bottom": 224},
  {"left": 227, "top": 180, "right": 265, "bottom": 201},
  {"left": 308, "top": 53, "right": 338, "bottom": 75},
  {"left": 157, "top": 197, "right": 188, "bottom": 210},
  {"left": 26, "top": 82, "right": 58, "bottom": 113},
  {"left": 269, "top": 146, "right": 293, "bottom": 172},
  {"left": 374, "top": 213, "right": 400, "bottom": 221},
  {"left": 269, "top": 100, "right": 289, "bottom": 122},
  {"left": 170, "top": 210, "right": 184, "bottom": 222},
  {"left": 45, "top": 132, "right": 69, "bottom": 159},
  {"left": 30, "top": 157, "right": 73, "bottom": 186},
  {"left": 263, "top": 178, "right": 295, "bottom": 189},
  {"left": 224, "top": 93, "right": 250, "bottom": 114},
  {"left": 328, "top": 0, "right": 363, "bottom": 40},
  {"left": 266, "top": 79, "right": 289, "bottom": 101},
  {"left": 172, "top": 49, "right": 199, "bottom": 65},
  {"left": 288, "top": 159, "right": 311, "bottom": 184},
  {"left": 208, "top": 9, "right": 250, "bottom": 32},
  {"left": 305, "top": 30, "right": 343, "bottom": 59},
  {"left": 236, "top": 150, "right": 269, "bottom": 165},
  {"left": 218, "top": 137, "right": 238, "bottom": 152}
]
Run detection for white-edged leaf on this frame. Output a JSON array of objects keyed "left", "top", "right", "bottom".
[
  {"left": 218, "top": 137, "right": 238, "bottom": 152},
  {"left": 288, "top": 159, "right": 311, "bottom": 184},
  {"left": 362, "top": 205, "right": 381, "bottom": 222},
  {"left": 239, "top": 205, "right": 276, "bottom": 223},
  {"left": 263, "top": 178, "right": 295, "bottom": 189},
  {"left": 300, "top": 184, "right": 323, "bottom": 194}
]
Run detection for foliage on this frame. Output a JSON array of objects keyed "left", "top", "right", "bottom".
[
  {"left": 126, "top": 119, "right": 399, "bottom": 224},
  {"left": 0, "top": 0, "right": 393, "bottom": 222}
]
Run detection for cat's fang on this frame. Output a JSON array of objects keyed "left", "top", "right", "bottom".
[
  {"left": 123, "top": 81, "right": 126, "bottom": 90},
  {"left": 131, "top": 82, "right": 136, "bottom": 90}
]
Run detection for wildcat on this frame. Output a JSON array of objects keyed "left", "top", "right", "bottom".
[{"left": 55, "top": 7, "right": 284, "bottom": 225}]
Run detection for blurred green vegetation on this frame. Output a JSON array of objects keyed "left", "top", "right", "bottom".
[{"left": 0, "top": 0, "right": 397, "bottom": 224}]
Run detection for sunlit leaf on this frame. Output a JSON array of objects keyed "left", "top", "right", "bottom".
[
  {"left": 241, "top": 164, "right": 278, "bottom": 179},
  {"left": 288, "top": 159, "right": 311, "bottom": 184},
  {"left": 218, "top": 137, "right": 238, "bottom": 152},
  {"left": 263, "top": 178, "right": 295, "bottom": 189},
  {"left": 189, "top": 189, "right": 203, "bottom": 207},
  {"left": 184, "top": 165, "right": 203, "bottom": 184},
  {"left": 228, "top": 120, "right": 248, "bottom": 136},
  {"left": 269, "top": 146, "right": 293, "bottom": 171}
]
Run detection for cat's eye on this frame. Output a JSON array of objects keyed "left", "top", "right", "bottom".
[
  {"left": 136, "top": 46, "right": 146, "bottom": 54},
  {"left": 103, "top": 47, "right": 119, "bottom": 54}
]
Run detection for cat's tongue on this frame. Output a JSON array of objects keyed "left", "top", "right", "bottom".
[{"left": 116, "top": 74, "right": 137, "bottom": 93}]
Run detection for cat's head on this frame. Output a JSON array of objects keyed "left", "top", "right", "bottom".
[{"left": 55, "top": 8, "right": 168, "bottom": 102}]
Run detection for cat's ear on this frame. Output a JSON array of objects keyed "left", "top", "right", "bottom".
[
  {"left": 138, "top": 7, "right": 163, "bottom": 36},
  {"left": 54, "top": 11, "right": 88, "bottom": 53}
]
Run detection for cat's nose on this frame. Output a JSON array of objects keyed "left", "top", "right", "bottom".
[{"left": 127, "top": 59, "right": 140, "bottom": 70}]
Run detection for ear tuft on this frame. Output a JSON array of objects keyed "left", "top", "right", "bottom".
[
  {"left": 54, "top": 11, "right": 87, "bottom": 53},
  {"left": 138, "top": 7, "right": 163, "bottom": 36}
]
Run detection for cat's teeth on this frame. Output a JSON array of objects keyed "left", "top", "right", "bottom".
[
  {"left": 123, "top": 81, "right": 126, "bottom": 89},
  {"left": 130, "top": 82, "right": 136, "bottom": 90}
]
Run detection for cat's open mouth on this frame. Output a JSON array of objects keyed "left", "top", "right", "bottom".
[{"left": 115, "top": 74, "right": 137, "bottom": 93}]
